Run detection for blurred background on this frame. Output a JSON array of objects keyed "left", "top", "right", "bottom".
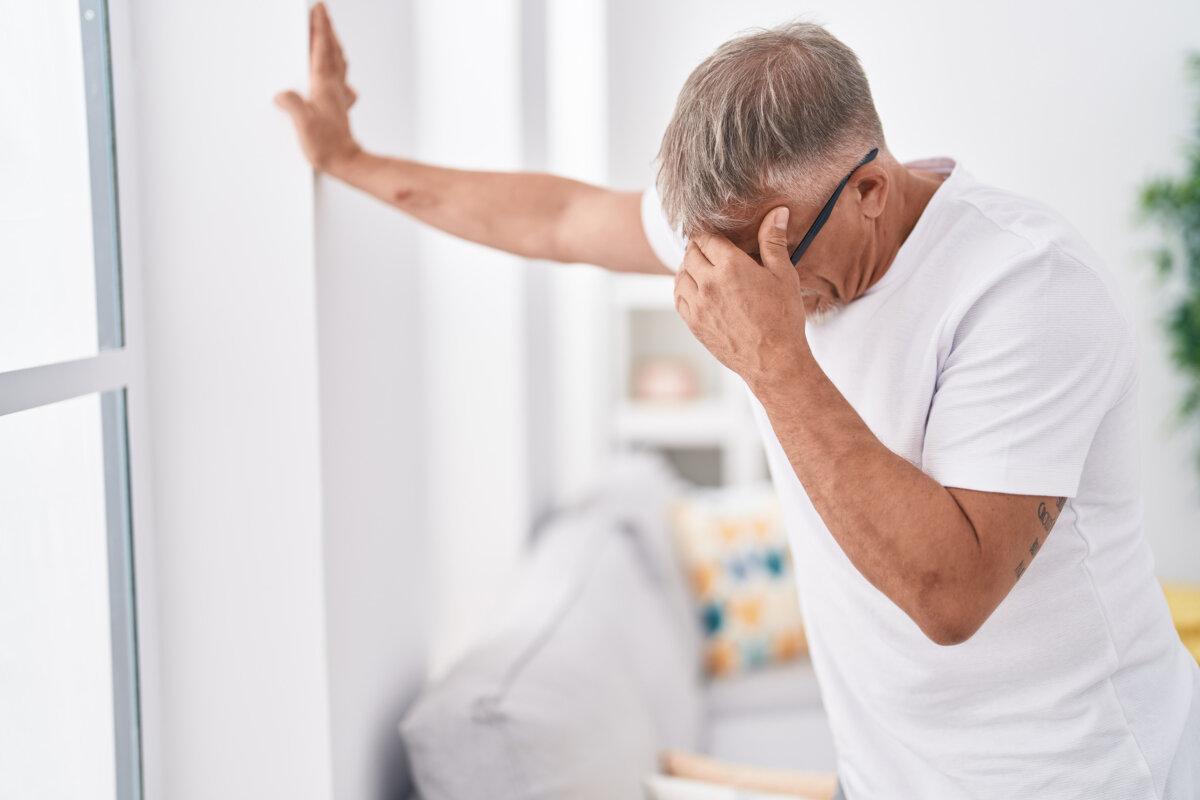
[{"left": 3, "top": 1, "right": 1199, "bottom": 799}]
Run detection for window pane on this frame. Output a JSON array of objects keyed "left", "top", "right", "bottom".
[
  {"left": 0, "top": 0, "right": 122, "bottom": 373},
  {"left": 0, "top": 391, "right": 139, "bottom": 800}
]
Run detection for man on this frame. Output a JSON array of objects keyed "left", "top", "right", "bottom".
[{"left": 277, "top": 5, "right": 1199, "bottom": 798}]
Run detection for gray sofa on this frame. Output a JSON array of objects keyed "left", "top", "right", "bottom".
[{"left": 399, "top": 453, "right": 835, "bottom": 799}]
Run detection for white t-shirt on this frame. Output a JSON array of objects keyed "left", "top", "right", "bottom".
[{"left": 641, "top": 159, "right": 1199, "bottom": 799}]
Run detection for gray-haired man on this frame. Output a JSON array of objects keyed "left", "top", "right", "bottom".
[{"left": 278, "top": 5, "right": 1199, "bottom": 798}]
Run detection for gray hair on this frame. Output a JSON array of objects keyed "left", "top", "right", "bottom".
[{"left": 656, "top": 21, "right": 886, "bottom": 237}]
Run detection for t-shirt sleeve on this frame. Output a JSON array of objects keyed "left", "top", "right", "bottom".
[
  {"left": 639, "top": 183, "right": 687, "bottom": 272},
  {"left": 921, "top": 248, "right": 1136, "bottom": 498}
]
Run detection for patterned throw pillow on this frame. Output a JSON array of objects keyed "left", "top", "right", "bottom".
[{"left": 669, "top": 485, "right": 806, "bottom": 677}]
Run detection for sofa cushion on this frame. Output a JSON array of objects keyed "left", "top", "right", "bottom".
[
  {"left": 400, "top": 456, "right": 705, "bottom": 800},
  {"left": 703, "top": 661, "right": 824, "bottom": 719},
  {"left": 589, "top": 450, "right": 701, "bottom": 661},
  {"left": 702, "top": 661, "right": 835, "bottom": 773},
  {"left": 703, "top": 709, "right": 837, "bottom": 773}
]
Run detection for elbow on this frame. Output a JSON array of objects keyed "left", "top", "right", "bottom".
[
  {"left": 909, "top": 578, "right": 988, "bottom": 646},
  {"left": 543, "top": 216, "right": 578, "bottom": 265},
  {"left": 920, "top": 617, "right": 981, "bottom": 647}
]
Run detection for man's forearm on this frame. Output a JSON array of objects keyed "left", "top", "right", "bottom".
[
  {"left": 327, "top": 150, "right": 661, "bottom": 272},
  {"left": 750, "top": 351, "right": 993, "bottom": 644},
  {"left": 328, "top": 150, "right": 573, "bottom": 259}
]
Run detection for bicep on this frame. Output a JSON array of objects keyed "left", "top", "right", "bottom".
[{"left": 554, "top": 187, "right": 674, "bottom": 275}]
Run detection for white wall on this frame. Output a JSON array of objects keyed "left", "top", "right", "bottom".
[
  {"left": 130, "top": 0, "right": 550, "bottom": 793},
  {"left": 606, "top": 0, "right": 1200, "bottom": 580},
  {"left": 545, "top": 0, "right": 616, "bottom": 507},
  {"left": 133, "top": 0, "right": 442, "bottom": 797},
  {"left": 131, "top": 0, "right": 335, "bottom": 798},
  {"left": 313, "top": 2, "right": 429, "bottom": 798},
  {"left": 410, "top": 0, "right": 534, "bottom": 676}
]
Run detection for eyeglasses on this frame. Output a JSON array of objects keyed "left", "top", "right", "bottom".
[{"left": 789, "top": 147, "right": 880, "bottom": 266}]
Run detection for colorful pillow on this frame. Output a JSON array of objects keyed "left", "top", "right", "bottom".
[{"left": 669, "top": 484, "right": 806, "bottom": 677}]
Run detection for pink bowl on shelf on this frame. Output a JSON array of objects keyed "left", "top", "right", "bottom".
[{"left": 632, "top": 357, "right": 701, "bottom": 403}]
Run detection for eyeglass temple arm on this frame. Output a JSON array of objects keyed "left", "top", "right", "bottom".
[{"left": 790, "top": 147, "right": 880, "bottom": 265}]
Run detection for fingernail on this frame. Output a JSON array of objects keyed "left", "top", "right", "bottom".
[{"left": 774, "top": 207, "right": 789, "bottom": 230}]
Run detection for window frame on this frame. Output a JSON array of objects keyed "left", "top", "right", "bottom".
[{"left": 0, "top": 2, "right": 157, "bottom": 798}]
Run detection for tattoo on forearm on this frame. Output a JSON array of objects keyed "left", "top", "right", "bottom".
[
  {"left": 1016, "top": 540, "right": 1041, "bottom": 580},
  {"left": 1017, "top": 498, "right": 1064, "bottom": 581},
  {"left": 1037, "top": 502, "right": 1054, "bottom": 533}
]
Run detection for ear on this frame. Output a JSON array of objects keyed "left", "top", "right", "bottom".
[
  {"left": 853, "top": 166, "right": 889, "bottom": 220},
  {"left": 756, "top": 206, "right": 794, "bottom": 278}
]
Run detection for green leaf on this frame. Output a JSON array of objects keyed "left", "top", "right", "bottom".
[
  {"left": 1152, "top": 247, "right": 1175, "bottom": 279},
  {"left": 1139, "top": 52, "right": 1200, "bottom": 463}
]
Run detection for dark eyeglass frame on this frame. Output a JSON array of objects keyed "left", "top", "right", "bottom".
[{"left": 789, "top": 147, "right": 880, "bottom": 266}]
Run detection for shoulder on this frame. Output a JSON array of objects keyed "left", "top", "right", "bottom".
[
  {"left": 940, "top": 244, "right": 1137, "bottom": 408},
  {"left": 923, "top": 180, "right": 1137, "bottom": 393},
  {"left": 932, "top": 176, "right": 1133, "bottom": 339},
  {"left": 960, "top": 219, "right": 1130, "bottom": 333}
]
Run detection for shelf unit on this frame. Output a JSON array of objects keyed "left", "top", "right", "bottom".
[{"left": 610, "top": 273, "right": 766, "bottom": 487}]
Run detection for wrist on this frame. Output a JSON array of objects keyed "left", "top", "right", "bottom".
[
  {"left": 323, "top": 140, "right": 366, "bottom": 179},
  {"left": 745, "top": 344, "right": 819, "bottom": 406}
]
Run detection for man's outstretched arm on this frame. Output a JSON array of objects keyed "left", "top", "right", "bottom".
[{"left": 275, "top": 3, "right": 669, "bottom": 275}]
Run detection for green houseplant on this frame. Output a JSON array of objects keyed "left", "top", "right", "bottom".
[{"left": 1139, "top": 54, "right": 1200, "bottom": 423}]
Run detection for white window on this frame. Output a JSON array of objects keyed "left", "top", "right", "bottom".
[{"left": 0, "top": 2, "right": 144, "bottom": 798}]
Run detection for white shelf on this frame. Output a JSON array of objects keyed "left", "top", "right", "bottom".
[
  {"left": 613, "top": 398, "right": 748, "bottom": 447},
  {"left": 610, "top": 274, "right": 767, "bottom": 486}
]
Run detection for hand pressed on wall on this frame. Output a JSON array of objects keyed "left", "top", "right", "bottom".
[{"left": 274, "top": 3, "right": 362, "bottom": 173}]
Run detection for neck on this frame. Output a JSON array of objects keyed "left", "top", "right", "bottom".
[{"left": 861, "top": 163, "right": 945, "bottom": 294}]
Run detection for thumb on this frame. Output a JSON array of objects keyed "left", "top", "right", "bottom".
[
  {"left": 758, "top": 206, "right": 793, "bottom": 276},
  {"left": 273, "top": 90, "right": 310, "bottom": 123}
]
